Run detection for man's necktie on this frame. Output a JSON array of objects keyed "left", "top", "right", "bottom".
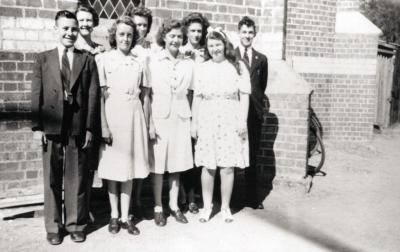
[
  {"left": 61, "top": 48, "right": 73, "bottom": 104},
  {"left": 243, "top": 47, "right": 250, "bottom": 66}
]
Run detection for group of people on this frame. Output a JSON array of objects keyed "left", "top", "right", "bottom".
[{"left": 31, "top": 3, "right": 268, "bottom": 245}]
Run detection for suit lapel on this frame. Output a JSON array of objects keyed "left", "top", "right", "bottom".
[
  {"left": 70, "top": 49, "right": 87, "bottom": 89},
  {"left": 250, "top": 48, "right": 259, "bottom": 76},
  {"left": 47, "top": 48, "right": 62, "bottom": 89}
]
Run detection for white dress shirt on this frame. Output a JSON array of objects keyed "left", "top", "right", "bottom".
[
  {"left": 57, "top": 45, "right": 74, "bottom": 70},
  {"left": 238, "top": 44, "right": 253, "bottom": 67}
]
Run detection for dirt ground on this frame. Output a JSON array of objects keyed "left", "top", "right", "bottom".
[{"left": 0, "top": 125, "right": 399, "bottom": 252}]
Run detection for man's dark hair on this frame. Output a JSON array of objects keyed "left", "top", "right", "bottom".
[
  {"left": 238, "top": 16, "right": 256, "bottom": 33},
  {"left": 55, "top": 10, "right": 78, "bottom": 23}
]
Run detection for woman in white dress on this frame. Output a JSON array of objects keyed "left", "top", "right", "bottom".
[
  {"left": 96, "top": 16, "right": 150, "bottom": 235},
  {"left": 148, "top": 19, "right": 194, "bottom": 226},
  {"left": 191, "top": 27, "right": 250, "bottom": 223}
]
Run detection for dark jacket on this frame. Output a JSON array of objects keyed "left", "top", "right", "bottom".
[
  {"left": 31, "top": 48, "right": 100, "bottom": 136},
  {"left": 235, "top": 47, "right": 268, "bottom": 119}
]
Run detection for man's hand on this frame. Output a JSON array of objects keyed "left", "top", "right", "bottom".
[
  {"left": 33, "top": 131, "right": 47, "bottom": 145},
  {"left": 148, "top": 121, "right": 157, "bottom": 141},
  {"left": 82, "top": 130, "right": 93, "bottom": 149}
]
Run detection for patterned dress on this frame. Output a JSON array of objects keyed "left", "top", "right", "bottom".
[{"left": 194, "top": 60, "right": 251, "bottom": 169}]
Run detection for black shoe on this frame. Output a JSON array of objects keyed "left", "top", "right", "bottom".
[
  {"left": 70, "top": 231, "right": 86, "bottom": 243},
  {"left": 132, "top": 205, "right": 144, "bottom": 220},
  {"left": 188, "top": 203, "right": 199, "bottom": 214},
  {"left": 46, "top": 232, "right": 62, "bottom": 245},
  {"left": 108, "top": 218, "right": 121, "bottom": 234},
  {"left": 256, "top": 203, "right": 264, "bottom": 210},
  {"left": 170, "top": 209, "right": 188, "bottom": 224},
  {"left": 154, "top": 212, "right": 166, "bottom": 227},
  {"left": 121, "top": 220, "right": 140, "bottom": 235}
]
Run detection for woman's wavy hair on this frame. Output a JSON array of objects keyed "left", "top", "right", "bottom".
[
  {"left": 182, "top": 12, "right": 210, "bottom": 47},
  {"left": 205, "top": 31, "right": 241, "bottom": 75},
  {"left": 125, "top": 5, "right": 153, "bottom": 36},
  {"left": 155, "top": 19, "right": 187, "bottom": 48},
  {"left": 75, "top": 3, "right": 99, "bottom": 27},
  {"left": 108, "top": 16, "right": 138, "bottom": 50}
]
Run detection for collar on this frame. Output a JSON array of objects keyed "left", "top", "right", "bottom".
[
  {"left": 239, "top": 44, "right": 252, "bottom": 55},
  {"left": 157, "top": 49, "right": 184, "bottom": 61},
  {"left": 57, "top": 44, "right": 75, "bottom": 55}
]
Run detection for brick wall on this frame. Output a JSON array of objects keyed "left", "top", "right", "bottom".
[{"left": 285, "top": 0, "right": 380, "bottom": 142}]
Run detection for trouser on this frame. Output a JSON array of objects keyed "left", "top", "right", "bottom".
[
  {"left": 245, "top": 110, "right": 263, "bottom": 205},
  {"left": 42, "top": 135, "right": 89, "bottom": 233}
]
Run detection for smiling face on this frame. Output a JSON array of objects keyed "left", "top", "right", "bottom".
[
  {"left": 164, "top": 28, "right": 183, "bottom": 56},
  {"left": 76, "top": 10, "right": 94, "bottom": 37},
  {"left": 207, "top": 38, "right": 225, "bottom": 62},
  {"left": 133, "top": 15, "right": 149, "bottom": 39},
  {"left": 55, "top": 17, "right": 79, "bottom": 48},
  {"left": 116, "top": 23, "right": 134, "bottom": 54},
  {"left": 187, "top": 22, "right": 202, "bottom": 47},
  {"left": 239, "top": 24, "right": 256, "bottom": 48}
]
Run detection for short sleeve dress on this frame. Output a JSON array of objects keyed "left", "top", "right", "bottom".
[
  {"left": 194, "top": 60, "right": 251, "bottom": 169},
  {"left": 96, "top": 50, "right": 150, "bottom": 181}
]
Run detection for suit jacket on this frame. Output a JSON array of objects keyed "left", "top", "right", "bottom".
[
  {"left": 31, "top": 48, "right": 100, "bottom": 136},
  {"left": 235, "top": 47, "right": 268, "bottom": 119}
]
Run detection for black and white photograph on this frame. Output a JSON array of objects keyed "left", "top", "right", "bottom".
[{"left": 0, "top": 0, "right": 399, "bottom": 251}]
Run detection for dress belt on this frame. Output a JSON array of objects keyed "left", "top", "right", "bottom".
[{"left": 202, "top": 93, "right": 239, "bottom": 101}]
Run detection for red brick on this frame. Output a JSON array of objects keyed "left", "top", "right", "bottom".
[
  {"left": 24, "top": 8, "right": 37, "bottom": 17},
  {"left": 4, "top": 102, "right": 18, "bottom": 112},
  {"left": 57, "top": 0, "right": 78, "bottom": 10},
  {"left": 0, "top": 7, "right": 23, "bottom": 17},
  {"left": 43, "top": 0, "right": 57, "bottom": 8},
  {"left": 17, "top": 62, "right": 33, "bottom": 71},
  {"left": 154, "top": 9, "right": 172, "bottom": 19},
  {"left": 166, "top": 0, "right": 187, "bottom": 9},
  {"left": 0, "top": 171, "right": 24, "bottom": 181},
  {"left": 25, "top": 53, "right": 37, "bottom": 61},
  {"left": 25, "top": 72, "right": 33, "bottom": 81},
  {"left": 0, "top": 62, "right": 17, "bottom": 71},
  {"left": 4, "top": 83, "right": 18, "bottom": 91},
  {"left": 7, "top": 182, "right": 20, "bottom": 189},
  {"left": 16, "top": 0, "right": 42, "bottom": 7},
  {"left": 0, "top": 52, "right": 24, "bottom": 61},
  {"left": 26, "top": 170, "right": 38, "bottom": 179},
  {"left": 39, "top": 10, "right": 57, "bottom": 19}
]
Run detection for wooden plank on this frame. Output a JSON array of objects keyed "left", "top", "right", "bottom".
[
  {"left": 0, "top": 204, "right": 43, "bottom": 220},
  {"left": 0, "top": 194, "right": 43, "bottom": 209}
]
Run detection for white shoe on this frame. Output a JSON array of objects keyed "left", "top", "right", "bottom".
[
  {"left": 199, "top": 208, "right": 212, "bottom": 223},
  {"left": 221, "top": 208, "right": 233, "bottom": 223}
]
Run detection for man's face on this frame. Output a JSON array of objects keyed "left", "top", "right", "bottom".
[
  {"left": 55, "top": 17, "right": 79, "bottom": 48},
  {"left": 239, "top": 24, "right": 256, "bottom": 48}
]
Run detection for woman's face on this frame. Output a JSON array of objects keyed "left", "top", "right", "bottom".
[
  {"left": 207, "top": 38, "right": 225, "bottom": 62},
  {"left": 164, "top": 28, "right": 183, "bottom": 56},
  {"left": 133, "top": 15, "right": 149, "bottom": 39},
  {"left": 116, "top": 23, "right": 134, "bottom": 54},
  {"left": 76, "top": 10, "right": 94, "bottom": 37},
  {"left": 187, "top": 22, "right": 202, "bottom": 47}
]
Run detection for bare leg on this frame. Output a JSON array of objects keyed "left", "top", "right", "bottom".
[
  {"left": 152, "top": 174, "right": 163, "bottom": 209},
  {"left": 120, "top": 180, "right": 133, "bottom": 222},
  {"left": 201, "top": 167, "right": 216, "bottom": 209},
  {"left": 169, "top": 173, "right": 180, "bottom": 211},
  {"left": 107, "top": 180, "right": 119, "bottom": 219},
  {"left": 220, "top": 167, "right": 234, "bottom": 210}
]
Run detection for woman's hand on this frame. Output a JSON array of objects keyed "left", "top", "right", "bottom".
[
  {"left": 237, "top": 121, "right": 248, "bottom": 138},
  {"left": 148, "top": 120, "right": 157, "bottom": 141},
  {"left": 190, "top": 121, "right": 198, "bottom": 139},
  {"left": 102, "top": 127, "right": 113, "bottom": 146}
]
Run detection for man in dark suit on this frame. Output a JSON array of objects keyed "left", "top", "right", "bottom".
[
  {"left": 235, "top": 16, "right": 268, "bottom": 210},
  {"left": 31, "top": 10, "right": 99, "bottom": 245}
]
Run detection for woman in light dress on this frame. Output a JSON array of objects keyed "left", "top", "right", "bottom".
[
  {"left": 178, "top": 12, "right": 210, "bottom": 214},
  {"left": 191, "top": 27, "right": 250, "bottom": 223},
  {"left": 148, "top": 19, "right": 194, "bottom": 226},
  {"left": 96, "top": 16, "right": 150, "bottom": 235}
]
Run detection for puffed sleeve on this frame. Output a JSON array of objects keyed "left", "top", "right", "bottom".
[
  {"left": 238, "top": 61, "right": 251, "bottom": 94},
  {"left": 95, "top": 53, "right": 107, "bottom": 87}
]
